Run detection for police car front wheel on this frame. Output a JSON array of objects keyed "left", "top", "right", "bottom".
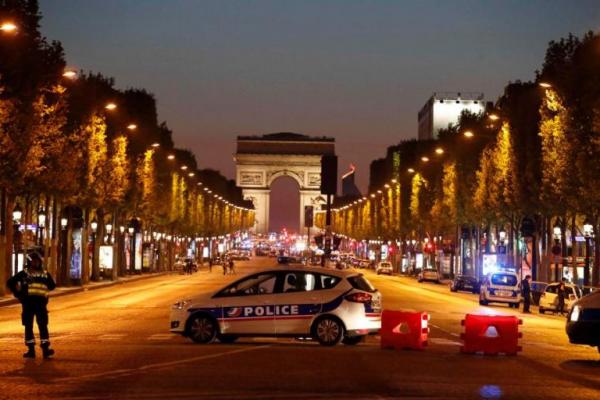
[
  {"left": 313, "top": 316, "right": 344, "bottom": 346},
  {"left": 187, "top": 315, "right": 217, "bottom": 344}
]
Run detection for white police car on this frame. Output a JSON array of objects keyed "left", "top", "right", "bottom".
[{"left": 170, "top": 267, "right": 382, "bottom": 346}]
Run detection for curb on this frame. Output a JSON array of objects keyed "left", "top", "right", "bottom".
[{"left": 0, "top": 271, "right": 174, "bottom": 308}]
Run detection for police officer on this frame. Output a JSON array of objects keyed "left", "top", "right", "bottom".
[{"left": 6, "top": 252, "right": 56, "bottom": 358}]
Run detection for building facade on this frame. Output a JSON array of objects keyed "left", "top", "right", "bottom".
[{"left": 418, "top": 92, "right": 486, "bottom": 140}]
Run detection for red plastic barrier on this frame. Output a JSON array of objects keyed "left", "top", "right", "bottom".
[
  {"left": 380, "top": 310, "right": 429, "bottom": 350},
  {"left": 460, "top": 314, "right": 523, "bottom": 355}
]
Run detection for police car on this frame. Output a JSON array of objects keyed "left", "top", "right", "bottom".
[{"left": 170, "top": 267, "right": 382, "bottom": 346}]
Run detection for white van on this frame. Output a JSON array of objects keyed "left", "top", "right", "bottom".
[{"left": 479, "top": 272, "right": 521, "bottom": 308}]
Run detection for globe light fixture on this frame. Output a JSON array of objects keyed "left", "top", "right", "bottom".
[
  {"left": 105, "top": 102, "right": 117, "bottom": 111},
  {"left": 583, "top": 221, "right": 594, "bottom": 238},
  {"left": 90, "top": 218, "right": 98, "bottom": 233},
  {"left": 60, "top": 217, "right": 68, "bottom": 230},
  {"left": 37, "top": 208, "right": 47, "bottom": 228},
  {"left": 12, "top": 204, "right": 23, "bottom": 224}
]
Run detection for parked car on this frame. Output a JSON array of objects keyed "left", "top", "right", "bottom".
[
  {"left": 566, "top": 291, "right": 600, "bottom": 352},
  {"left": 418, "top": 268, "right": 440, "bottom": 283},
  {"left": 539, "top": 282, "right": 583, "bottom": 314},
  {"left": 376, "top": 262, "right": 393, "bottom": 275},
  {"left": 450, "top": 275, "right": 480, "bottom": 294},
  {"left": 479, "top": 272, "right": 520, "bottom": 308}
]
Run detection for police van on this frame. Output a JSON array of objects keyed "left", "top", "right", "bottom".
[{"left": 170, "top": 267, "right": 382, "bottom": 346}]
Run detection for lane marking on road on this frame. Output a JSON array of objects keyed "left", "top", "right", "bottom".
[
  {"left": 56, "top": 345, "right": 271, "bottom": 383},
  {"left": 429, "top": 323, "right": 460, "bottom": 337},
  {"left": 429, "top": 338, "right": 461, "bottom": 346},
  {"left": 147, "top": 333, "right": 175, "bottom": 340},
  {"left": 98, "top": 334, "right": 127, "bottom": 340}
]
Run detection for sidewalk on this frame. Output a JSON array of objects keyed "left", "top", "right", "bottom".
[{"left": 0, "top": 271, "right": 174, "bottom": 308}]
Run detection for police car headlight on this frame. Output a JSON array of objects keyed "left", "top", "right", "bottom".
[
  {"left": 172, "top": 300, "right": 191, "bottom": 310},
  {"left": 570, "top": 305, "right": 581, "bottom": 322}
]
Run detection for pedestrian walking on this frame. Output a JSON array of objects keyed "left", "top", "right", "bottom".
[
  {"left": 208, "top": 258, "right": 213, "bottom": 273},
  {"left": 521, "top": 275, "right": 532, "bottom": 313},
  {"left": 557, "top": 280, "right": 567, "bottom": 315},
  {"left": 229, "top": 259, "right": 236, "bottom": 275},
  {"left": 6, "top": 252, "right": 56, "bottom": 359}
]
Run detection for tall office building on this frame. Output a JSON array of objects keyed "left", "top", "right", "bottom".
[{"left": 418, "top": 92, "right": 486, "bottom": 140}]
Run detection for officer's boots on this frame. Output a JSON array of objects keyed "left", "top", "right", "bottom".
[
  {"left": 23, "top": 344, "right": 36, "bottom": 359},
  {"left": 41, "top": 343, "right": 54, "bottom": 359}
]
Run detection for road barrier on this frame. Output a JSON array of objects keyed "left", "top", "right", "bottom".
[
  {"left": 381, "top": 310, "right": 429, "bottom": 350},
  {"left": 460, "top": 314, "right": 522, "bottom": 355}
]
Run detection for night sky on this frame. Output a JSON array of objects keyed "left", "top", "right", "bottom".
[{"left": 39, "top": 0, "right": 599, "bottom": 232}]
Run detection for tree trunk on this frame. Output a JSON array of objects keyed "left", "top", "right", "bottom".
[{"left": 81, "top": 208, "right": 90, "bottom": 285}]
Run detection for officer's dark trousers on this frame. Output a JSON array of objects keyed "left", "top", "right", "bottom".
[
  {"left": 523, "top": 294, "right": 531, "bottom": 312},
  {"left": 21, "top": 297, "right": 50, "bottom": 346}
]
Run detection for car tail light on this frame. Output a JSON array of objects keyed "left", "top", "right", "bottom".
[{"left": 345, "top": 292, "right": 372, "bottom": 303}]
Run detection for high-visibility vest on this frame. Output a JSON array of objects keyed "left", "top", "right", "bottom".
[{"left": 26, "top": 270, "right": 52, "bottom": 298}]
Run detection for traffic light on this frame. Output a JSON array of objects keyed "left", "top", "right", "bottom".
[
  {"left": 320, "top": 155, "right": 337, "bottom": 195},
  {"left": 304, "top": 206, "right": 314, "bottom": 228}
]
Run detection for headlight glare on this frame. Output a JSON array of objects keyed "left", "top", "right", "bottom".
[{"left": 570, "top": 305, "right": 581, "bottom": 322}]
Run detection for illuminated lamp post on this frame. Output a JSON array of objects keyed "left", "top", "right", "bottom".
[
  {"left": 128, "top": 223, "right": 136, "bottom": 274},
  {"left": 552, "top": 221, "right": 562, "bottom": 282},
  {"left": 37, "top": 207, "right": 46, "bottom": 247},
  {"left": 583, "top": 220, "right": 594, "bottom": 287},
  {"left": 90, "top": 218, "right": 98, "bottom": 280},
  {"left": 12, "top": 203, "right": 23, "bottom": 274}
]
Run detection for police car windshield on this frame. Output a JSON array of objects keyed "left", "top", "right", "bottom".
[{"left": 491, "top": 274, "right": 517, "bottom": 286}]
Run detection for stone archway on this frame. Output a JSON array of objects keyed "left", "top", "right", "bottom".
[{"left": 234, "top": 133, "right": 335, "bottom": 234}]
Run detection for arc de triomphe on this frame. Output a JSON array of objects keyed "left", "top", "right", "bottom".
[{"left": 234, "top": 133, "right": 335, "bottom": 234}]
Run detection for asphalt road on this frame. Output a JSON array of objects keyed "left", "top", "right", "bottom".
[{"left": 0, "top": 257, "right": 598, "bottom": 400}]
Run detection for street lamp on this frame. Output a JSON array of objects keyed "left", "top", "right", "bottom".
[
  {"left": 127, "top": 219, "right": 135, "bottom": 272},
  {"left": 583, "top": 220, "right": 594, "bottom": 287},
  {"left": 90, "top": 218, "right": 98, "bottom": 233},
  {"left": 435, "top": 147, "right": 444, "bottom": 155},
  {"left": 62, "top": 70, "right": 78, "bottom": 80},
  {"left": 127, "top": 124, "right": 137, "bottom": 131},
  {"left": 60, "top": 217, "right": 68, "bottom": 230},
  {"left": 463, "top": 130, "right": 474, "bottom": 138},
  {"left": 105, "top": 102, "right": 117, "bottom": 111},
  {"left": 37, "top": 207, "right": 46, "bottom": 246},
  {"left": 539, "top": 82, "right": 552, "bottom": 88},
  {"left": 12, "top": 203, "right": 22, "bottom": 274},
  {"left": 12, "top": 204, "right": 22, "bottom": 224},
  {"left": 0, "top": 21, "right": 18, "bottom": 33},
  {"left": 553, "top": 221, "right": 562, "bottom": 282},
  {"left": 105, "top": 222, "right": 113, "bottom": 245}
]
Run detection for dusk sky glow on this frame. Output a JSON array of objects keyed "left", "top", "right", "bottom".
[{"left": 41, "top": 0, "right": 600, "bottom": 192}]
